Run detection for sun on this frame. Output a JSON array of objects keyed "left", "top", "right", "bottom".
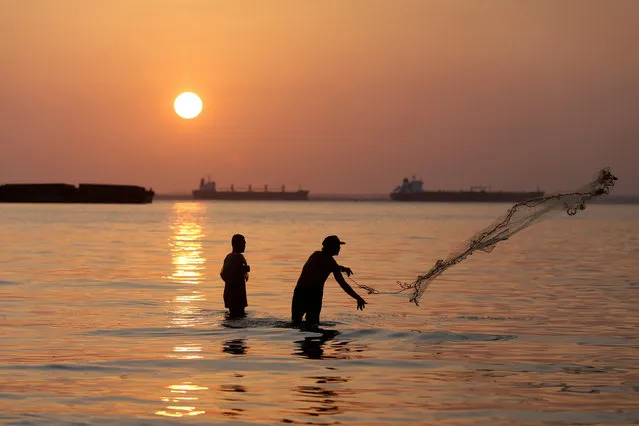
[{"left": 174, "top": 92, "right": 202, "bottom": 119}]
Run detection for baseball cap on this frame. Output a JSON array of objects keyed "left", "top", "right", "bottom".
[{"left": 322, "top": 235, "right": 346, "bottom": 247}]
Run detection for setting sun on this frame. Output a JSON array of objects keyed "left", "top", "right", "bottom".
[{"left": 174, "top": 92, "right": 202, "bottom": 119}]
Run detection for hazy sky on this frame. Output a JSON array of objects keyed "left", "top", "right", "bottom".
[{"left": 1, "top": 0, "right": 638, "bottom": 194}]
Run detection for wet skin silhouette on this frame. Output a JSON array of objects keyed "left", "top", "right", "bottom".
[
  {"left": 220, "top": 234, "right": 250, "bottom": 318},
  {"left": 291, "top": 235, "right": 366, "bottom": 327}
]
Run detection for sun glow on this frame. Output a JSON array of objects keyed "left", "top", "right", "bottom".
[{"left": 174, "top": 92, "right": 202, "bottom": 119}]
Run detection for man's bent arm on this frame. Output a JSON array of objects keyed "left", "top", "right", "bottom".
[{"left": 333, "top": 271, "right": 361, "bottom": 300}]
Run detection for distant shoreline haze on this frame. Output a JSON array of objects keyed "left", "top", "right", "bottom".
[{"left": 153, "top": 193, "right": 639, "bottom": 204}]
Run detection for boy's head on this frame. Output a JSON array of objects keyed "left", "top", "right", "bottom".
[{"left": 231, "top": 234, "right": 246, "bottom": 253}]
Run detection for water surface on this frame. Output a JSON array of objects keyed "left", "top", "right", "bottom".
[{"left": 1, "top": 201, "right": 638, "bottom": 425}]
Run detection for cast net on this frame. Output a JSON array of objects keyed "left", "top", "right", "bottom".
[{"left": 352, "top": 168, "right": 617, "bottom": 305}]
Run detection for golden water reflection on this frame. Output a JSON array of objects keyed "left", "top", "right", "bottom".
[
  {"left": 156, "top": 382, "right": 210, "bottom": 417},
  {"left": 156, "top": 203, "right": 209, "bottom": 418},
  {"left": 167, "top": 202, "right": 207, "bottom": 329}
]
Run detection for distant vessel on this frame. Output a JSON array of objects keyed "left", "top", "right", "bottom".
[
  {"left": 390, "top": 176, "right": 543, "bottom": 202},
  {"left": 0, "top": 183, "right": 154, "bottom": 204},
  {"left": 192, "top": 178, "right": 309, "bottom": 201}
]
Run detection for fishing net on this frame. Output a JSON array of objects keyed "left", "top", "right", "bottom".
[{"left": 352, "top": 168, "right": 617, "bottom": 305}]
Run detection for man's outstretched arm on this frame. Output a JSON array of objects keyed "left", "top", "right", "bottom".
[{"left": 333, "top": 271, "right": 367, "bottom": 310}]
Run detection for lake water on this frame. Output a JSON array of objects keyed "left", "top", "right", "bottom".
[{"left": 1, "top": 201, "right": 638, "bottom": 425}]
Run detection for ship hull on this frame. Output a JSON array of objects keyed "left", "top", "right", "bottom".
[
  {"left": 192, "top": 190, "right": 309, "bottom": 201},
  {"left": 0, "top": 183, "right": 154, "bottom": 204},
  {"left": 390, "top": 191, "right": 544, "bottom": 202}
]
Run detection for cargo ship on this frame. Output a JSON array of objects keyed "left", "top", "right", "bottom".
[
  {"left": 390, "top": 176, "right": 543, "bottom": 202},
  {"left": 192, "top": 178, "right": 309, "bottom": 201},
  {"left": 0, "top": 183, "right": 154, "bottom": 204}
]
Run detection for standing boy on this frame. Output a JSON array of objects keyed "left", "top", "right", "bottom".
[{"left": 220, "top": 234, "right": 250, "bottom": 317}]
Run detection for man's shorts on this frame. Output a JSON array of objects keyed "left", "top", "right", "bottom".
[{"left": 291, "top": 287, "right": 323, "bottom": 325}]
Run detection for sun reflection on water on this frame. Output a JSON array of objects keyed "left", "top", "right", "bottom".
[
  {"left": 166, "top": 203, "right": 207, "bottom": 329},
  {"left": 156, "top": 203, "right": 209, "bottom": 418},
  {"left": 155, "top": 382, "right": 210, "bottom": 417}
]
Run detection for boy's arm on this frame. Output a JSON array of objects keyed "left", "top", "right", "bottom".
[
  {"left": 221, "top": 254, "right": 244, "bottom": 281},
  {"left": 241, "top": 254, "right": 250, "bottom": 282}
]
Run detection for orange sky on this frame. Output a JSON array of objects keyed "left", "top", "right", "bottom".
[{"left": 1, "top": 1, "right": 638, "bottom": 194}]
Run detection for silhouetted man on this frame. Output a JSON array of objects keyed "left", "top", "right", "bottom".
[
  {"left": 220, "top": 234, "right": 250, "bottom": 318},
  {"left": 292, "top": 235, "right": 367, "bottom": 327}
]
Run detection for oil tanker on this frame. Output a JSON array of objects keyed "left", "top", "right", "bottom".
[
  {"left": 192, "top": 178, "right": 309, "bottom": 201},
  {"left": 390, "top": 176, "right": 543, "bottom": 202},
  {"left": 0, "top": 183, "right": 154, "bottom": 204}
]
